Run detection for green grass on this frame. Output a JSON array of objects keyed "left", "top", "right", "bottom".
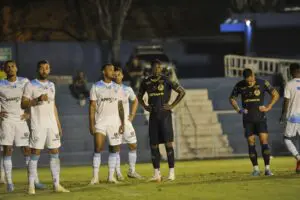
[{"left": 1, "top": 157, "right": 300, "bottom": 200}]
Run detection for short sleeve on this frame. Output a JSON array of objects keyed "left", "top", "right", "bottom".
[
  {"left": 264, "top": 80, "right": 275, "bottom": 94},
  {"left": 230, "top": 84, "right": 240, "bottom": 99},
  {"left": 89, "top": 84, "right": 97, "bottom": 101},
  {"left": 23, "top": 82, "right": 33, "bottom": 99},
  {"left": 128, "top": 87, "right": 136, "bottom": 101},
  {"left": 166, "top": 78, "right": 180, "bottom": 90},
  {"left": 284, "top": 84, "right": 291, "bottom": 99},
  {"left": 138, "top": 79, "right": 147, "bottom": 96}
]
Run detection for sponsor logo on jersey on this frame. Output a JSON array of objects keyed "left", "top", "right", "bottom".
[
  {"left": 158, "top": 84, "right": 164, "bottom": 91},
  {"left": 100, "top": 97, "right": 118, "bottom": 103},
  {"left": 254, "top": 89, "right": 261, "bottom": 96},
  {"left": 5, "top": 97, "right": 21, "bottom": 102}
]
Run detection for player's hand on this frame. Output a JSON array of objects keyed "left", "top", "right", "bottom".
[
  {"left": 89, "top": 127, "right": 96, "bottom": 136},
  {"left": 279, "top": 115, "right": 287, "bottom": 125},
  {"left": 144, "top": 105, "right": 152, "bottom": 112},
  {"left": 238, "top": 109, "right": 248, "bottom": 114},
  {"left": 21, "top": 113, "right": 30, "bottom": 121},
  {"left": 0, "top": 111, "right": 8, "bottom": 120},
  {"left": 119, "top": 124, "right": 125, "bottom": 134},
  {"left": 163, "top": 104, "right": 173, "bottom": 111},
  {"left": 259, "top": 105, "right": 272, "bottom": 112},
  {"left": 38, "top": 94, "right": 48, "bottom": 102},
  {"left": 128, "top": 114, "right": 135, "bottom": 122}
]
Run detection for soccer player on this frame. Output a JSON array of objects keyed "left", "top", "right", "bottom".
[
  {"left": 89, "top": 64, "right": 125, "bottom": 184},
  {"left": 114, "top": 67, "right": 142, "bottom": 180},
  {"left": 21, "top": 60, "right": 69, "bottom": 194},
  {"left": 229, "top": 68, "right": 279, "bottom": 176},
  {"left": 0, "top": 60, "right": 44, "bottom": 192},
  {"left": 137, "top": 60, "right": 185, "bottom": 182},
  {"left": 280, "top": 63, "right": 300, "bottom": 173},
  {"left": 0, "top": 146, "right": 5, "bottom": 184}
]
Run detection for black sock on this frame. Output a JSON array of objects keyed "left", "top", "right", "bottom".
[
  {"left": 261, "top": 144, "right": 271, "bottom": 166},
  {"left": 248, "top": 145, "right": 258, "bottom": 166},
  {"left": 165, "top": 146, "right": 175, "bottom": 168},
  {"left": 150, "top": 146, "right": 160, "bottom": 169}
]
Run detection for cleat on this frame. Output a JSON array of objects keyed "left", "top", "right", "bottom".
[
  {"left": 7, "top": 183, "right": 14, "bottom": 192},
  {"left": 35, "top": 182, "right": 46, "bottom": 190},
  {"left": 251, "top": 170, "right": 260, "bottom": 176},
  {"left": 264, "top": 170, "right": 274, "bottom": 176},
  {"left": 54, "top": 184, "right": 70, "bottom": 193},
  {"left": 148, "top": 175, "right": 162, "bottom": 183},
  {"left": 116, "top": 173, "right": 125, "bottom": 181},
  {"left": 296, "top": 160, "right": 300, "bottom": 174},
  {"left": 127, "top": 171, "right": 143, "bottom": 179},
  {"left": 107, "top": 177, "right": 119, "bottom": 184},
  {"left": 89, "top": 177, "right": 99, "bottom": 185},
  {"left": 28, "top": 186, "right": 35, "bottom": 195},
  {"left": 167, "top": 173, "right": 175, "bottom": 181}
]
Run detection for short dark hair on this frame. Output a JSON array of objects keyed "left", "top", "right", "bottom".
[
  {"left": 102, "top": 63, "right": 114, "bottom": 71},
  {"left": 114, "top": 66, "right": 123, "bottom": 73},
  {"left": 243, "top": 68, "right": 253, "bottom": 79},
  {"left": 290, "top": 63, "right": 300, "bottom": 75},
  {"left": 37, "top": 60, "right": 49, "bottom": 69},
  {"left": 4, "top": 60, "right": 16, "bottom": 67},
  {"left": 151, "top": 59, "right": 161, "bottom": 68}
]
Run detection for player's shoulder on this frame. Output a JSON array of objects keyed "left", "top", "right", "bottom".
[
  {"left": 121, "top": 83, "right": 132, "bottom": 90},
  {"left": 17, "top": 77, "right": 29, "bottom": 83},
  {"left": 93, "top": 80, "right": 105, "bottom": 88},
  {"left": 235, "top": 80, "right": 246, "bottom": 87},
  {"left": 0, "top": 79, "right": 8, "bottom": 86}
]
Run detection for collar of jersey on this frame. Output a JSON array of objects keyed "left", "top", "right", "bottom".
[
  {"left": 101, "top": 80, "right": 113, "bottom": 87},
  {"left": 150, "top": 76, "right": 161, "bottom": 82}
]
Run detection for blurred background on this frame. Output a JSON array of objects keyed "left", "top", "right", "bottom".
[{"left": 1, "top": 0, "right": 300, "bottom": 167}]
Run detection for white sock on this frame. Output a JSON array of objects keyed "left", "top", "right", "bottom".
[
  {"left": 253, "top": 165, "right": 259, "bottom": 171},
  {"left": 108, "top": 153, "right": 118, "bottom": 180},
  {"left": 169, "top": 167, "right": 175, "bottom": 175},
  {"left": 0, "top": 155, "right": 5, "bottom": 180},
  {"left": 284, "top": 138, "right": 299, "bottom": 159},
  {"left": 50, "top": 154, "right": 60, "bottom": 188},
  {"left": 25, "top": 156, "right": 30, "bottom": 166},
  {"left": 93, "top": 153, "right": 101, "bottom": 179},
  {"left": 115, "top": 152, "right": 121, "bottom": 175},
  {"left": 154, "top": 168, "right": 160, "bottom": 177},
  {"left": 25, "top": 156, "right": 40, "bottom": 184},
  {"left": 265, "top": 165, "right": 270, "bottom": 171},
  {"left": 28, "top": 155, "right": 39, "bottom": 188},
  {"left": 128, "top": 150, "right": 137, "bottom": 173},
  {"left": 3, "top": 156, "right": 12, "bottom": 184}
]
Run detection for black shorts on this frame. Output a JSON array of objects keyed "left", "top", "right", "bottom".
[
  {"left": 243, "top": 121, "right": 268, "bottom": 138},
  {"left": 148, "top": 111, "right": 174, "bottom": 145}
]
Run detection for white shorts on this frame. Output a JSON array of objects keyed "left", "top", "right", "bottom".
[
  {"left": 0, "top": 120, "right": 30, "bottom": 147},
  {"left": 29, "top": 127, "right": 61, "bottom": 150},
  {"left": 284, "top": 122, "right": 300, "bottom": 138},
  {"left": 96, "top": 125, "right": 121, "bottom": 146},
  {"left": 122, "top": 122, "right": 137, "bottom": 144}
]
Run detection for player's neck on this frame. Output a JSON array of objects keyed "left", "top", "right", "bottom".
[
  {"left": 37, "top": 78, "right": 48, "bottom": 82},
  {"left": 7, "top": 76, "right": 17, "bottom": 82},
  {"left": 103, "top": 78, "right": 112, "bottom": 84}
]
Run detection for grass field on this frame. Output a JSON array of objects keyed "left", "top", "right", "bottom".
[{"left": 0, "top": 157, "right": 299, "bottom": 200}]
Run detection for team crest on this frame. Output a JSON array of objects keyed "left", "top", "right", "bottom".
[
  {"left": 157, "top": 84, "right": 164, "bottom": 91},
  {"left": 254, "top": 89, "right": 261, "bottom": 96}
]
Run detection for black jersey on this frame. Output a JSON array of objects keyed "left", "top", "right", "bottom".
[
  {"left": 230, "top": 78, "right": 275, "bottom": 122},
  {"left": 139, "top": 75, "right": 180, "bottom": 113}
]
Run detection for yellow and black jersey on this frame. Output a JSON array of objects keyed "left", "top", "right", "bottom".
[
  {"left": 230, "top": 78, "right": 275, "bottom": 122},
  {"left": 139, "top": 75, "right": 179, "bottom": 112}
]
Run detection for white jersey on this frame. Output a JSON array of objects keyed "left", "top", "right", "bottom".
[
  {"left": 284, "top": 78, "right": 300, "bottom": 123},
  {"left": 90, "top": 80, "right": 123, "bottom": 126},
  {"left": 23, "top": 79, "right": 58, "bottom": 131},
  {"left": 120, "top": 84, "right": 136, "bottom": 119},
  {"left": 0, "top": 77, "right": 29, "bottom": 121}
]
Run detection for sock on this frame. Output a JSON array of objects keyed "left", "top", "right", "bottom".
[
  {"left": 128, "top": 150, "right": 137, "bottom": 173},
  {"left": 165, "top": 146, "right": 175, "bottom": 169},
  {"left": 253, "top": 165, "right": 259, "bottom": 171},
  {"left": 115, "top": 152, "right": 121, "bottom": 175},
  {"left": 3, "top": 156, "right": 12, "bottom": 184},
  {"left": 0, "top": 155, "right": 4, "bottom": 180},
  {"left": 169, "top": 167, "right": 175, "bottom": 175},
  {"left": 108, "top": 153, "right": 118, "bottom": 180},
  {"left": 284, "top": 138, "right": 300, "bottom": 160},
  {"left": 25, "top": 156, "right": 40, "bottom": 184},
  {"left": 248, "top": 145, "right": 258, "bottom": 167},
  {"left": 25, "top": 156, "right": 30, "bottom": 166},
  {"left": 50, "top": 154, "right": 60, "bottom": 188},
  {"left": 28, "top": 155, "right": 39, "bottom": 188},
  {"left": 261, "top": 144, "right": 271, "bottom": 167},
  {"left": 150, "top": 146, "right": 161, "bottom": 169},
  {"left": 154, "top": 168, "right": 160, "bottom": 177},
  {"left": 93, "top": 153, "right": 101, "bottom": 178}
]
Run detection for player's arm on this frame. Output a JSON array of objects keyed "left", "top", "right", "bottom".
[
  {"left": 128, "top": 88, "right": 138, "bottom": 121},
  {"left": 137, "top": 79, "right": 151, "bottom": 111},
  {"left": 167, "top": 80, "right": 186, "bottom": 110},
  {"left": 118, "top": 100, "right": 125, "bottom": 134},
  {"left": 21, "top": 83, "right": 47, "bottom": 109},
  {"left": 280, "top": 84, "right": 290, "bottom": 123},
  {"left": 229, "top": 84, "right": 244, "bottom": 113},
  {"left": 54, "top": 103, "right": 62, "bottom": 136},
  {"left": 89, "top": 85, "right": 97, "bottom": 135},
  {"left": 263, "top": 80, "right": 280, "bottom": 112}
]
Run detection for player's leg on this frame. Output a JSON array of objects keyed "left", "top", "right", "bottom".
[
  {"left": 164, "top": 142, "right": 175, "bottom": 181},
  {"left": 91, "top": 132, "right": 105, "bottom": 184},
  {"left": 108, "top": 145, "right": 120, "bottom": 183},
  {"left": 245, "top": 123, "right": 259, "bottom": 176},
  {"left": 257, "top": 122, "right": 272, "bottom": 176},
  {"left": 283, "top": 122, "right": 300, "bottom": 173},
  {"left": 2, "top": 145, "right": 14, "bottom": 192},
  {"left": 148, "top": 115, "right": 161, "bottom": 182},
  {"left": 0, "top": 146, "right": 6, "bottom": 184}
]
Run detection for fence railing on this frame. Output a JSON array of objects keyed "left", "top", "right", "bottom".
[{"left": 224, "top": 54, "right": 300, "bottom": 84}]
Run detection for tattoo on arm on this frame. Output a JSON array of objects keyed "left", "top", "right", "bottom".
[
  {"left": 89, "top": 101, "right": 96, "bottom": 132},
  {"left": 131, "top": 98, "right": 138, "bottom": 116},
  {"left": 170, "top": 87, "right": 185, "bottom": 108},
  {"left": 269, "top": 89, "right": 280, "bottom": 107},
  {"left": 118, "top": 100, "right": 125, "bottom": 125},
  {"left": 281, "top": 98, "right": 290, "bottom": 119},
  {"left": 229, "top": 98, "right": 241, "bottom": 113},
  {"left": 54, "top": 104, "right": 62, "bottom": 133}
]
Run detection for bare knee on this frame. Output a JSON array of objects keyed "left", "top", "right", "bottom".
[
  {"left": 259, "top": 133, "right": 269, "bottom": 145},
  {"left": 247, "top": 136, "right": 256, "bottom": 146},
  {"left": 165, "top": 142, "right": 173, "bottom": 148},
  {"left": 151, "top": 145, "right": 159, "bottom": 150},
  {"left": 128, "top": 143, "right": 137, "bottom": 151},
  {"left": 31, "top": 148, "right": 41, "bottom": 156},
  {"left": 109, "top": 145, "right": 120, "bottom": 153},
  {"left": 22, "top": 146, "right": 31, "bottom": 156},
  {"left": 3, "top": 146, "right": 13, "bottom": 156},
  {"left": 49, "top": 148, "right": 59, "bottom": 154}
]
